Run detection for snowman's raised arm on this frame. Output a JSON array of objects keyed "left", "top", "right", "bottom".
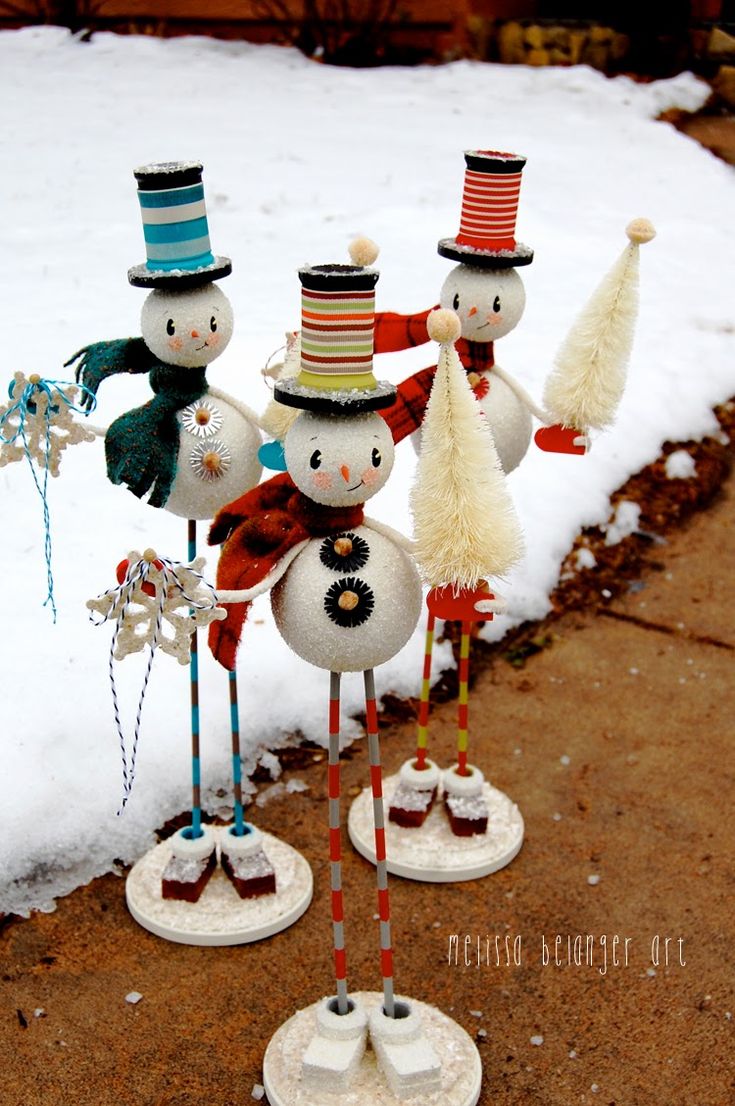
[
  {"left": 363, "top": 516, "right": 416, "bottom": 554},
  {"left": 206, "top": 385, "right": 263, "bottom": 430},
  {"left": 489, "top": 363, "right": 549, "bottom": 423},
  {"left": 215, "top": 540, "right": 310, "bottom": 603}
]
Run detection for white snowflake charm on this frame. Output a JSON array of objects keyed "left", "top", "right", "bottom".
[
  {"left": 0, "top": 371, "right": 96, "bottom": 477},
  {"left": 87, "top": 549, "right": 226, "bottom": 811},
  {"left": 87, "top": 549, "right": 226, "bottom": 664}
]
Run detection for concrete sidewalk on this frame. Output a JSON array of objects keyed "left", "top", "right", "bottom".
[{"left": 1, "top": 427, "right": 733, "bottom": 1105}]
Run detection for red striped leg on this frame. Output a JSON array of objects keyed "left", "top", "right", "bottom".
[
  {"left": 457, "top": 623, "right": 471, "bottom": 776},
  {"left": 415, "top": 613, "right": 435, "bottom": 769},
  {"left": 328, "top": 671, "right": 349, "bottom": 1014},
  {"left": 364, "top": 668, "right": 395, "bottom": 1018}
]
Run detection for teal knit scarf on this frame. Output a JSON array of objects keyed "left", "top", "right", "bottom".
[{"left": 105, "top": 363, "right": 208, "bottom": 508}]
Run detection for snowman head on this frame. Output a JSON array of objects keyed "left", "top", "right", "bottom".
[
  {"left": 140, "top": 283, "right": 234, "bottom": 368},
  {"left": 439, "top": 264, "right": 525, "bottom": 344},
  {"left": 285, "top": 411, "right": 394, "bottom": 508}
]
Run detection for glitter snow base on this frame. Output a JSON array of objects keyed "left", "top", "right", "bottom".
[
  {"left": 263, "top": 991, "right": 481, "bottom": 1106},
  {"left": 348, "top": 774, "right": 524, "bottom": 882},
  {"left": 125, "top": 829, "right": 312, "bottom": 945}
]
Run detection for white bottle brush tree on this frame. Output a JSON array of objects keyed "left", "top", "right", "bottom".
[
  {"left": 410, "top": 308, "right": 524, "bottom": 780},
  {"left": 411, "top": 309, "right": 524, "bottom": 600},
  {"left": 542, "top": 219, "right": 656, "bottom": 435}
]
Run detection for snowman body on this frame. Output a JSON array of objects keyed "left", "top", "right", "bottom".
[
  {"left": 411, "top": 367, "right": 531, "bottom": 476},
  {"left": 164, "top": 393, "right": 262, "bottom": 519},
  {"left": 272, "top": 524, "right": 421, "bottom": 673},
  {"left": 140, "top": 284, "right": 262, "bottom": 519},
  {"left": 268, "top": 409, "right": 420, "bottom": 673}
]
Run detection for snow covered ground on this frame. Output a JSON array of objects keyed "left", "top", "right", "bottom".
[{"left": 1, "top": 27, "right": 732, "bottom": 915}]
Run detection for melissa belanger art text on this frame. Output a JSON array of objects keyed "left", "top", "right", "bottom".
[{"left": 448, "top": 934, "right": 687, "bottom": 976}]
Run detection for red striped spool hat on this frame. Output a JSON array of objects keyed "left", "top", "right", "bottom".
[
  {"left": 274, "top": 264, "right": 396, "bottom": 414},
  {"left": 438, "top": 150, "right": 534, "bottom": 269}
]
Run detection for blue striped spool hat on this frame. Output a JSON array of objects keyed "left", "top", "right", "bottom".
[{"left": 128, "top": 161, "right": 231, "bottom": 290}]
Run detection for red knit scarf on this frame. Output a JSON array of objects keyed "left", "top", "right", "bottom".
[{"left": 208, "top": 472, "right": 364, "bottom": 670}]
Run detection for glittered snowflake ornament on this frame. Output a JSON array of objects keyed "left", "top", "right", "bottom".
[{"left": 0, "top": 372, "right": 97, "bottom": 476}]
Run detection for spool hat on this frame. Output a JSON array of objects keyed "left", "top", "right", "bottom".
[
  {"left": 274, "top": 263, "right": 395, "bottom": 415},
  {"left": 438, "top": 150, "right": 534, "bottom": 269},
  {"left": 128, "top": 161, "right": 232, "bottom": 290}
]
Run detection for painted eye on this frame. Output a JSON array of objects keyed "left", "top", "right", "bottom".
[
  {"left": 310, "top": 449, "right": 322, "bottom": 470},
  {"left": 166, "top": 319, "right": 176, "bottom": 335},
  {"left": 493, "top": 296, "right": 501, "bottom": 313},
  {"left": 371, "top": 447, "right": 381, "bottom": 468},
  {"left": 210, "top": 316, "right": 217, "bottom": 332},
  {"left": 452, "top": 293, "right": 460, "bottom": 310}
]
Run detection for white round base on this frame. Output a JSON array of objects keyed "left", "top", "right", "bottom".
[
  {"left": 348, "top": 772, "right": 524, "bottom": 882},
  {"left": 263, "top": 991, "right": 482, "bottom": 1106},
  {"left": 125, "top": 829, "right": 313, "bottom": 946}
]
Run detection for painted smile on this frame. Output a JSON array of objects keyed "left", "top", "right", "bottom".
[{"left": 195, "top": 341, "right": 209, "bottom": 351}]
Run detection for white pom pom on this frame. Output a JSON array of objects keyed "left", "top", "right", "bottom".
[
  {"left": 427, "top": 308, "right": 461, "bottom": 344},
  {"left": 626, "top": 218, "right": 656, "bottom": 246},
  {"left": 348, "top": 236, "right": 380, "bottom": 267}
]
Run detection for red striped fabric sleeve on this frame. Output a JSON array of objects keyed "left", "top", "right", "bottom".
[{"left": 373, "top": 307, "right": 437, "bottom": 353}]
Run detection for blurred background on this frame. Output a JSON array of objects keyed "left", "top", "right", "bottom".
[{"left": 0, "top": 0, "right": 731, "bottom": 75}]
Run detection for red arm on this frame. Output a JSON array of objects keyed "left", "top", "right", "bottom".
[{"left": 373, "top": 307, "right": 437, "bottom": 354}]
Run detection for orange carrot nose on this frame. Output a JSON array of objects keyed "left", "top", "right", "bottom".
[
  {"left": 191, "top": 330, "right": 200, "bottom": 338},
  {"left": 340, "top": 464, "right": 350, "bottom": 483},
  {"left": 468, "top": 306, "right": 478, "bottom": 317}
]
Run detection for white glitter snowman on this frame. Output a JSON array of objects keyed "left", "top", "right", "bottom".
[
  {"left": 375, "top": 150, "right": 586, "bottom": 468},
  {"left": 69, "top": 162, "right": 262, "bottom": 518},
  {"left": 212, "top": 263, "right": 478, "bottom": 1102},
  {"left": 67, "top": 164, "right": 296, "bottom": 932}
]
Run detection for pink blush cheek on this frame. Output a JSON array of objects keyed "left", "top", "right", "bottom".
[
  {"left": 312, "top": 471, "right": 333, "bottom": 491},
  {"left": 168, "top": 337, "right": 184, "bottom": 352},
  {"left": 488, "top": 314, "right": 504, "bottom": 327},
  {"left": 207, "top": 332, "right": 221, "bottom": 348},
  {"left": 361, "top": 466, "right": 380, "bottom": 488}
]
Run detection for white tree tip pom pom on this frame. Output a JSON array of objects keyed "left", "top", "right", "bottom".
[
  {"left": 427, "top": 308, "right": 461, "bottom": 344},
  {"left": 626, "top": 218, "right": 656, "bottom": 245},
  {"left": 348, "top": 236, "right": 380, "bottom": 267}
]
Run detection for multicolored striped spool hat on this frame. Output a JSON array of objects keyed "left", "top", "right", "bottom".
[
  {"left": 128, "top": 161, "right": 232, "bottom": 290},
  {"left": 438, "top": 150, "right": 534, "bottom": 269},
  {"left": 274, "top": 263, "right": 396, "bottom": 414}
]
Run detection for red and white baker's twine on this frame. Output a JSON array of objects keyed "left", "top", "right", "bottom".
[{"left": 90, "top": 556, "right": 217, "bottom": 812}]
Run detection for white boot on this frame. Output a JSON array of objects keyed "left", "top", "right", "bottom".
[
  {"left": 389, "top": 758, "right": 440, "bottom": 828},
  {"left": 302, "top": 996, "right": 368, "bottom": 1092},
  {"left": 442, "top": 763, "right": 489, "bottom": 836},
  {"left": 369, "top": 999, "right": 441, "bottom": 1099}
]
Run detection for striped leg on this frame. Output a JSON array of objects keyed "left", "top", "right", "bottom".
[
  {"left": 229, "top": 669, "right": 245, "bottom": 836},
  {"left": 364, "top": 668, "right": 395, "bottom": 1018},
  {"left": 457, "top": 622, "right": 471, "bottom": 776},
  {"left": 187, "top": 520, "right": 203, "bottom": 838},
  {"left": 415, "top": 613, "right": 435, "bottom": 769},
  {"left": 328, "top": 672, "right": 349, "bottom": 1015}
]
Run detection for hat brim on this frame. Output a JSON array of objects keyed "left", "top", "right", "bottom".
[
  {"left": 438, "top": 238, "right": 534, "bottom": 269},
  {"left": 128, "top": 256, "right": 232, "bottom": 290},
  {"left": 274, "top": 377, "right": 396, "bottom": 415}
]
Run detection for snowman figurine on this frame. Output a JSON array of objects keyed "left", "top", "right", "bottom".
[
  {"left": 68, "top": 161, "right": 261, "bottom": 516},
  {"left": 66, "top": 164, "right": 298, "bottom": 934},
  {"left": 211, "top": 262, "right": 481, "bottom": 1104},
  {"left": 373, "top": 149, "right": 585, "bottom": 468}
]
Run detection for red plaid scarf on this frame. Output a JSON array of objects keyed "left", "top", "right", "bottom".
[
  {"left": 373, "top": 309, "right": 495, "bottom": 444},
  {"left": 208, "top": 473, "right": 364, "bottom": 670}
]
